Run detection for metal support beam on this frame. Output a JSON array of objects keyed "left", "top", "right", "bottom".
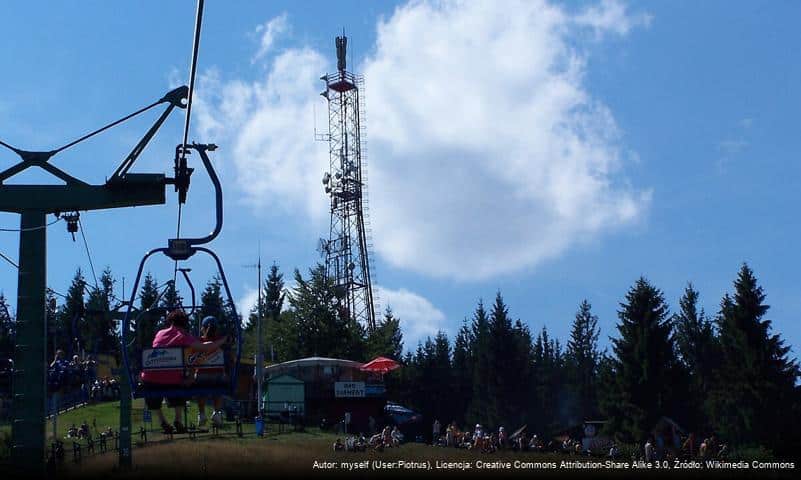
[
  {"left": 1, "top": 176, "right": 166, "bottom": 473},
  {"left": 0, "top": 174, "right": 166, "bottom": 213},
  {"left": 118, "top": 362, "right": 132, "bottom": 470},
  {"left": 11, "top": 210, "right": 47, "bottom": 472}
]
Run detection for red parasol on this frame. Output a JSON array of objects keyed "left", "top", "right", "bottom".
[{"left": 360, "top": 356, "right": 400, "bottom": 374}]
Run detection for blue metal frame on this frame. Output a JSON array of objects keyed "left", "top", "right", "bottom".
[
  {"left": 120, "top": 247, "right": 242, "bottom": 398},
  {"left": 119, "top": 143, "right": 241, "bottom": 399}
]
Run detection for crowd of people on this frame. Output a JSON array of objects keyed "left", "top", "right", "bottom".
[
  {"left": 333, "top": 426, "right": 404, "bottom": 452},
  {"left": 353, "top": 418, "right": 734, "bottom": 462},
  {"left": 66, "top": 421, "right": 93, "bottom": 439},
  {"left": 89, "top": 377, "right": 120, "bottom": 402},
  {"left": 642, "top": 432, "right": 729, "bottom": 462},
  {"left": 3, "top": 351, "right": 118, "bottom": 421},
  {"left": 433, "top": 422, "right": 540, "bottom": 454},
  {"left": 48, "top": 350, "right": 98, "bottom": 395},
  {"left": 46, "top": 350, "right": 122, "bottom": 412}
]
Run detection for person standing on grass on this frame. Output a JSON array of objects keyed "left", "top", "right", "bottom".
[
  {"left": 645, "top": 437, "right": 655, "bottom": 462},
  {"left": 140, "top": 309, "right": 227, "bottom": 434},
  {"left": 432, "top": 419, "right": 441, "bottom": 444},
  {"left": 498, "top": 426, "right": 507, "bottom": 449}
]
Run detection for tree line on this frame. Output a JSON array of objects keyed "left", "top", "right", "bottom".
[
  {"left": 241, "top": 262, "right": 801, "bottom": 456},
  {"left": 393, "top": 265, "right": 801, "bottom": 457},
  {"left": 0, "top": 266, "right": 239, "bottom": 362},
  {"left": 2, "top": 261, "right": 799, "bottom": 456}
]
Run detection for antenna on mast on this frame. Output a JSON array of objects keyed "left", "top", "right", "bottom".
[{"left": 336, "top": 32, "right": 347, "bottom": 72}]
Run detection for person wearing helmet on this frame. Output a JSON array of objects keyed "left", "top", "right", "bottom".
[{"left": 196, "top": 316, "right": 226, "bottom": 427}]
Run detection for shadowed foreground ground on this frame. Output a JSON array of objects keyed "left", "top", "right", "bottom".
[
  {"left": 1, "top": 401, "right": 794, "bottom": 478},
  {"left": 56, "top": 431, "right": 797, "bottom": 479}
]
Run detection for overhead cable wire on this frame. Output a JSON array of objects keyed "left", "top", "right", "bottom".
[
  {"left": 52, "top": 100, "right": 164, "bottom": 155},
  {"left": 0, "top": 250, "right": 18, "bottom": 269},
  {"left": 174, "top": 0, "right": 205, "bottom": 285},
  {"left": 181, "top": 0, "right": 204, "bottom": 154},
  {"left": 77, "top": 216, "right": 99, "bottom": 291},
  {"left": 1, "top": 98, "right": 163, "bottom": 158},
  {"left": 0, "top": 216, "right": 62, "bottom": 232},
  {"left": 48, "top": 288, "right": 68, "bottom": 300}
]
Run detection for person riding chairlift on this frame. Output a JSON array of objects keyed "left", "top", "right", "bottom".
[
  {"left": 196, "top": 315, "right": 226, "bottom": 428},
  {"left": 140, "top": 309, "right": 227, "bottom": 434}
]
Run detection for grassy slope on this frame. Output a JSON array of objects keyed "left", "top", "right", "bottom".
[
  {"left": 6, "top": 402, "right": 795, "bottom": 478},
  {"left": 47, "top": 402, "right": 580, "bottom": 477}
]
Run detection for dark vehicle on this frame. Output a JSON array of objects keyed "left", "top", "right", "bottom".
[
  {"left": 384, "top": 402, "right": 421, "bottom": 425},
  {"left": 384, "top": 402, "right": 423, "bottom": 430},
  {"left": 384, "top": 402, "right": 423, "bottom": 440}
]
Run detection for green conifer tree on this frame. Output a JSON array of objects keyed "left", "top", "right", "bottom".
[
  {"left": 709, "top": 264, "right": 800, "bottom": 453},
  {"left": 565, "top": 300, "right": 601, "bottom": 423},
  {"left": 602, "top": 277, "right": 681, "bottom": 443}
]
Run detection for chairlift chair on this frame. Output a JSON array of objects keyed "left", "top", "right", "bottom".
[{"left": 120, "top": 144, "right": 242, "bottom": 400}]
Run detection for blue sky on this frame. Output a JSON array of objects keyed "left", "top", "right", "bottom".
[{"left": 0, "top": 0, "right": 799, "bottom": 356}]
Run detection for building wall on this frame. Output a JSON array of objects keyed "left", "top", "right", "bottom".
[{"left": 264, "top": 361, "right": 387, "bottom": 432}]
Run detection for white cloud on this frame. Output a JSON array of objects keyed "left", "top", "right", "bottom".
[
  {"left": 363, "top": 0, "right": 651, "bottom": 279},
  {"left": 574, "top": 0, "right": 652, "bottom": 37},
  {"left": 238, "top": 280, "right": 444, "bottom": 349},
  {"left": 252, "top": 14, "right": 289, "bottom": 63},
  {"left": 237, "top": 286, "right": 258, "bottom": 321},
  {"left": 196, "top": 0, "right": 651, "bottom": 281},
  {"left": 376, "top": 286, "right": 447, "bottom": 348},
  {"left": 195, "top": 48, "right": 330, "bottom": 221}
]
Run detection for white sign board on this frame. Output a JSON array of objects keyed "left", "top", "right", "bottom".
[
  {"left": 335, "top": 381, "right": 365, "bottom": 398},
  {"left": 141, "top": 347, "right": 184, "bottom": 369},
  {"left": 141, "top": 347, "right": 226, "bottom": 370},
  {"left": 185, "top": 348, "right": 225, "bottom": 368}
]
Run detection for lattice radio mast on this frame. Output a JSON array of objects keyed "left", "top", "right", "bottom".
[{"left": 319, "top": 34, "right": 377, "bottom": 331}]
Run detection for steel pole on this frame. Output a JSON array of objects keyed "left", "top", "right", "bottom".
[
  {"left": 11, "top": 210, "right": 47, "bottom": 473},
  {"left": 118, "top": 333, "right": 132, "bottom": 469},
  {"left": 256, "top": 258, "right": 263, "bottom": 417}
]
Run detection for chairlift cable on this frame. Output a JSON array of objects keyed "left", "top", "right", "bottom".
[
  {"left": 181, "top": 0, "right": 204, "bottom": 155},
  {"left": 144, "top": 281, "right": 174, "bottom": 314},
  {"left": 48, "top": 288, "right": 68, "bottom": 300},
  {"left": 173, "top": 0, "right": 205, "bottom": 285},
  {"left": 173, "top": 203, "right": 182, "bottom": 285},
  {"left": 129, "top": 279, "right": 173, "bottom": 305},
  {"left": 77, "top": 216, "right": 100, "bottom": 291},
  {"left": 0, "top": 98, "right": 164, "bottom": 159},
  {"left": 0, "top": 216, "right": 62, "bottom": 232},
  {"left": 51, "top": 100, "right": 165, "bottom": 155},
  {"left": 0, "top": 250, "right": 18, "bottom": 269}
]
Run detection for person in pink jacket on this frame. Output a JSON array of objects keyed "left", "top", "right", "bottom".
[{"left": 141, "top": 309, "right": 227, "bottom": 433}]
